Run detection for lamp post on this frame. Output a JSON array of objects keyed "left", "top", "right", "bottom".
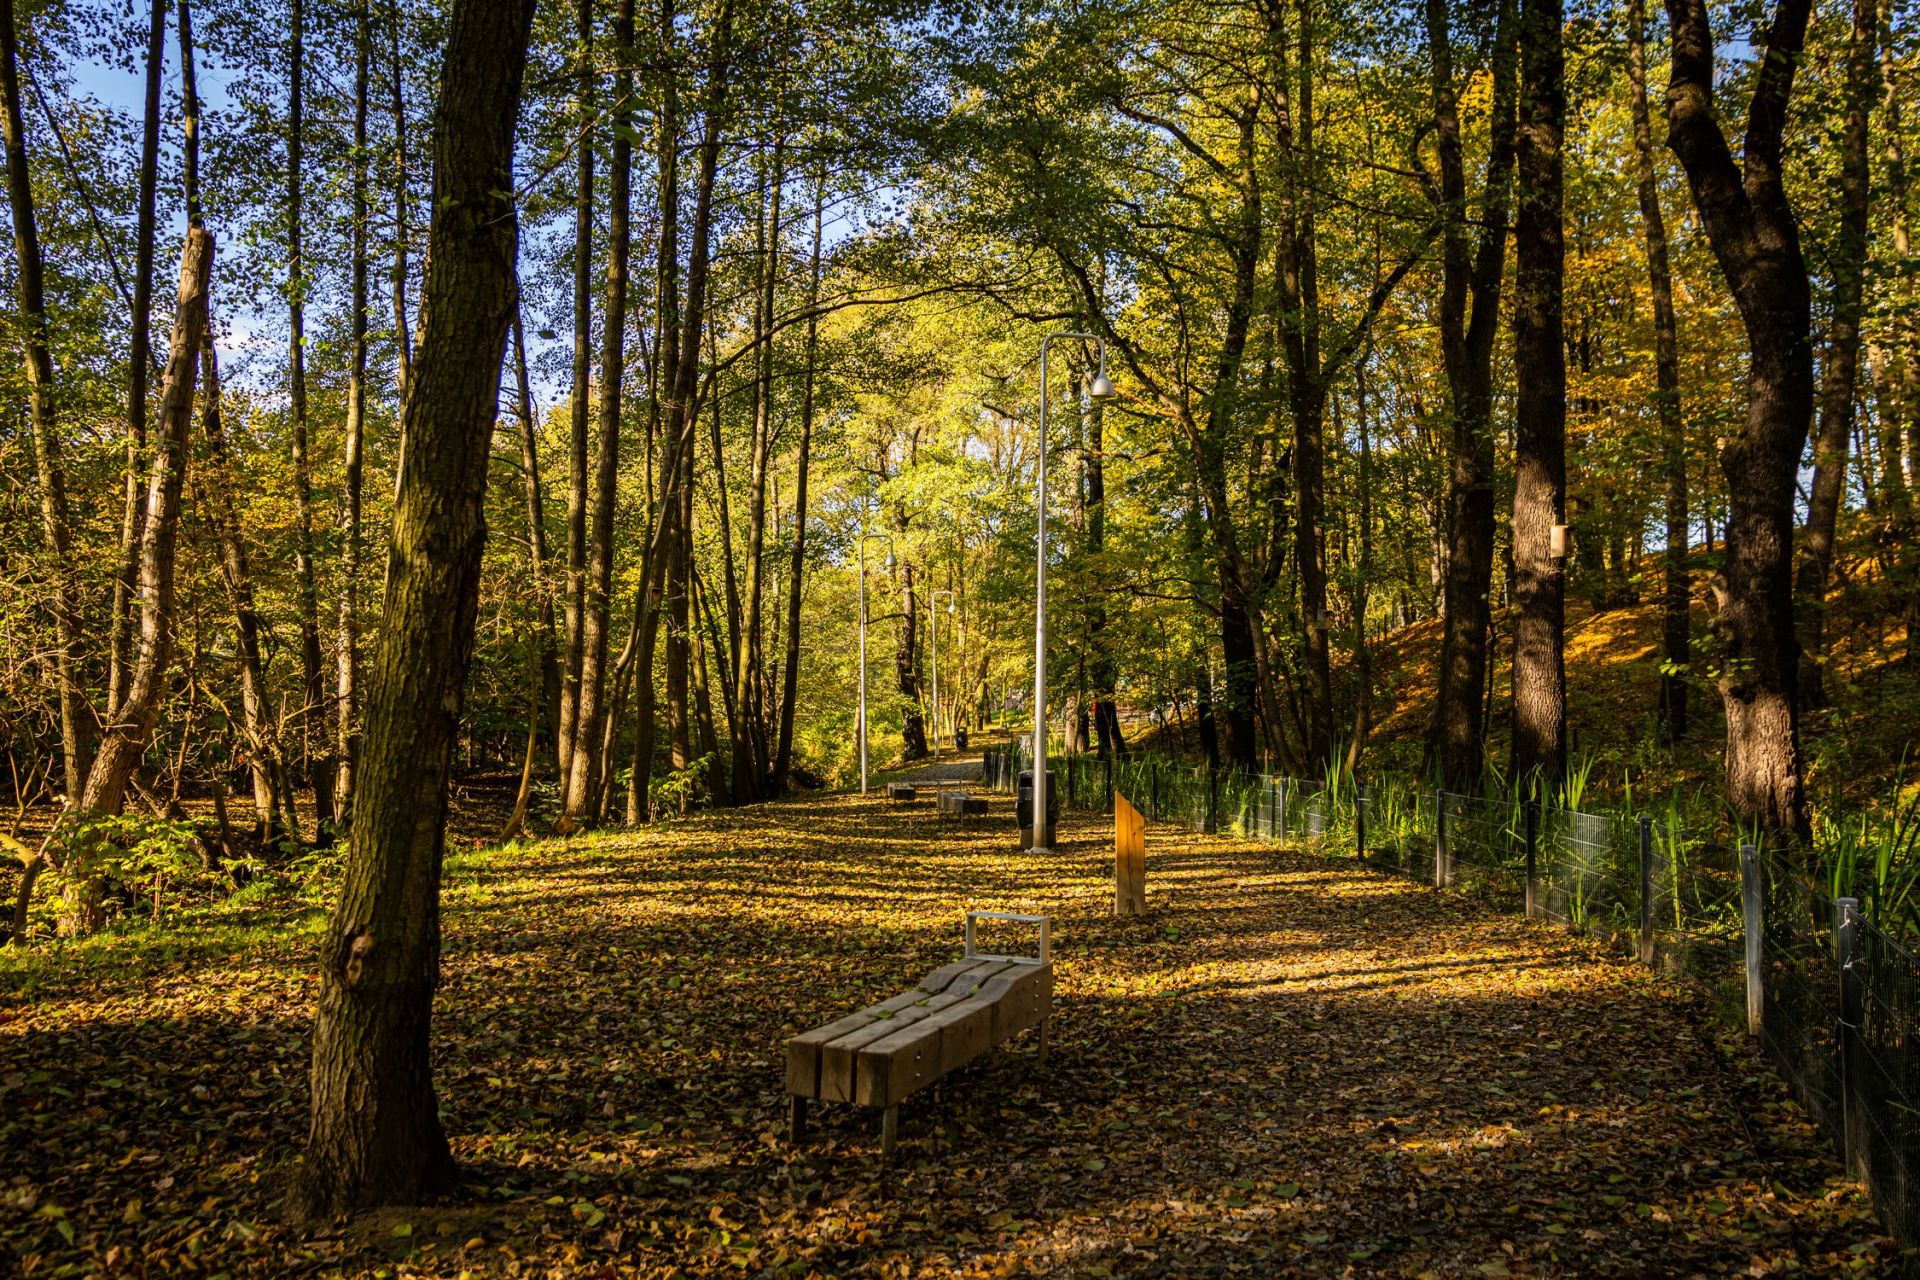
[
  {"left": 930, "top": 589, "right": 956, "bottom": 759},
  {"left": 857, "top": 530, "right": 894, "bottom": 794},
  {"left": 1029, "top": 334, "right": 1116, "bottom": 852}
]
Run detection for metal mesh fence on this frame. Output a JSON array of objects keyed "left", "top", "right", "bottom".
[{"left": 973, "top": 743, "right": 1920, "bottom": 1247}]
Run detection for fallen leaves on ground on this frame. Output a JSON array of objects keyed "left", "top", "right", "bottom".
[{"left": 0, "top": 783, "right": 1898, "bottom": 1277}]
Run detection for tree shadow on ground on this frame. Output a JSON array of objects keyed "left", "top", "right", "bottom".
[{"left": 0, "top": 791, "right": 1895, "bottom": 1277}]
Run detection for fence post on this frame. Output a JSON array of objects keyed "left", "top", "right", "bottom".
[
  {"left": 1836, "top": 896, "right": 1866, "bottom": 1178},
  {"left": 1105, "top": 756, "right": 1114, "bottom": 814},
  {"left": 1740, "top": 843, "right": 1763, "bottom": 1036},
  {"left": 1524, "top": 798, "right": 1539, "bottom": 919},
  {"left": 1354, "top": 775, "right": 1366, "bottom": 860},
  {"left": 1637, "top": 816, "right": 1655, "bottom": 965},
  {"left": 1149, "top": 761, "right": 1159, "bottom": 820},
  {"left": 1206, "top": 768, "right": 1218, "bottom": 835},
  {"left": 1433, "top": 790, "right": 1449, "bottom": 888},
  {"left": 1277, "top": 777, "right": 1288, "bottom": 842}
]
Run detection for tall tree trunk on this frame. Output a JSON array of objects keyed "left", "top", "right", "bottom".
[
  {"left": 1627, "top": 0, "right": 1690, "bottom": 743},
  {"left": 563, "top": 0, "right": 633, "bottom": 821},
  {"left": 772, "top": 166, "right": 824, "bottom": 794},
  {"left": 896, "top": 557, "right": 928, "bottom": 758},
  {"left": 198, "top": 331, "right": 287, "bottom": 843},
  {"left": 288, "top": 0, "right": 336, "bottom": 839},
  {"left": 77, "top": 228, "right": 213, "bottom": 824},
  {"left": 1086, "top": 353, "right": 1123, "bottom": 760},
  {"left": 336, "top": 0, "right": 372, "bottom": 822},
  {"left": 387, "top": 0, "right": 412, "bottom": 402},
  {"left": 626, "top": 0, "right": 733, "bottom": 819},
  {"left": 1510, "top": 0, "right": 1567, "bottom": 787},
  {"left": 1, "top": 0, "right": 89, "bottom": 800},
  {"left": 109, "top": 0, "right": 168, "bottom": 724},
  {"left": 295, "top": 0, "right": 535, "bottom": 1213},
  {"left": 1883, "top": 9, "right": 1920, "bottom": 669},
  {"left": 558, "top": 0, "right": 594, "bottom": 785},
  {"left": 667, "top": 440, "right": 693, "bottom": 775},
  {"left": 1280, "top": 0, "right": 1334, "bottom": 769},
  {"left": 1793, "top": 0, "right": 1876, "bottom": 705},
  {"left": 735, "top": 135, "right": 785, "bottom": 801},
  {"left": 1426, "top": 0, "right": 1517, "bottom": 789},
  {"left": 512, "top": 300, "right": 561, "bottom": 750},
  {"left": 1662, "top": 0, "right": 1815, "bottom": 840}
]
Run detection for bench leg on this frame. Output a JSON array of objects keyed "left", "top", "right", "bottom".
[
  {"left": 788, "top": 1095, "right": 807, "bottom": 1145},
  {"left": 881, "top": 1104, "right": 899, "bottom": 1159},
  {"left": 1038, "top": 1016, "right": 1049, "bottom": 1067}
]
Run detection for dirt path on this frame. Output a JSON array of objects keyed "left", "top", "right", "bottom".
[{"left": 0, "top": 789, "right": 1892, "bottom": 1276}]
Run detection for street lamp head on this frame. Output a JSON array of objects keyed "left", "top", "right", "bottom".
[{"left": 1088, "top": 372, "right": 1117, "bottom": 401}]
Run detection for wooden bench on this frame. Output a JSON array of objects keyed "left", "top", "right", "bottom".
[
  {"left": 886, "top": 782, "right": 918, "bottom": 804},
  {"left": 937, "top": 791, "right": 989, "bottom": 822},
  {"left": 785, "top": 911, "right": 1052, "bottom": 1156}
]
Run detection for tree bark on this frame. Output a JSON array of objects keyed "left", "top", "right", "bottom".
[
  {"left": 1627, "top": 0, "right": 1689, "bottom": 743},
  {"left": 295, "top": 0, "right": 534, "bottom": 1214},
  {"left": 336, "top": 0, "right": 372, "bottom": 821},
  {"left": 772, "top": 166, "right": 824, "bottom": 794},
  {"left": 197, "top": 325, "right": 290, "bottom": 843},
  {"left": 1661, "top": 0, "right": 1815, "bottom": 840},
  {"left": 735, "top": 135, "right": 786, "bottom": 802},
  {"left": 624, "top": 0, "right": 734, "bottom": 820},
  {"left": 1882, "top": 12, "right": 1920, "bottom": 669},
  {"left": 896, "top": 558, "right": 928, "bottom": 758},
  {"left": 558, "top": 0, "right": 594, "bottom": 786},
  {"left": 288, "top": 0, "right": 335, "bottom": 839},
  {"left": 563, "top": 0, "right": 633, "bottom": 821},
  {"left": 387, "top": 0, "right": 412, "bottom": 402},
  {"left": 512, "top": 300, "right": 561, "bottom": 754},
  {"left": 1426, "top": 0, "right": 1517, "bottom": 790},
  {"left": 109, "top": 0, "right": 168, "bottom": 725},
  {"left": 1792, "top": 0, "right": 1876, "bottom": 705},
  {"left": 1510, "top": 0, "right": 1567, "bottom": 787},
  {"left": 0, "top": 0, "right": 89, "bottom": 801},
  {"left": 78, "top": 228, "right": 212, "bottom": 823}
]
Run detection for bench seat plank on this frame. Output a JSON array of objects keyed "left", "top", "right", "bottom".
[{"left": 787, "top": 949, "right": 1054, "bottom": 1153}]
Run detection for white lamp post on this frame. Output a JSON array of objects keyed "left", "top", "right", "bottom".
[
  {"left": 857, "top": 530, "right": 893, "bottom": 794},
  {"left": 1029, "top": 334, "right": 1116, "bottom": 853},
  {"left": 930, "top": 589, "right": 956, "bottom": 759}
]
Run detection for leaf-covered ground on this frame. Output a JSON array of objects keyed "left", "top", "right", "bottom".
[{"left": 0, "top": 779, "right": 1898, "bottom": 1277}]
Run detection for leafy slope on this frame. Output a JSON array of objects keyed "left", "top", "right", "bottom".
[{"left": 0, "top": 788, "right": 1894, "bottom": 1277}]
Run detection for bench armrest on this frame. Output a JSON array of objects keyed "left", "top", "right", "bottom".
[{"left": 965, "top": 910, "right": 1050, "bottom": 964}]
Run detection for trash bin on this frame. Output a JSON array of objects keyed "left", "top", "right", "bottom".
[
  {"left": 1016, "top": 770, "right": 1059, "bottom": 848},
  {"left": 954, "top": 727, "right": 969, "bottom": 752}
]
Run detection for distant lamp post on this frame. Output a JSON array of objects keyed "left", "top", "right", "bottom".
[
  {"left": 930, "top": 589, "right": 957, "bottom": 759},
  {"left": 857, "top": 530, "right": 894, "bottom": 794},
  {"left": 1029, "top": 333, "right": 1117, "bottom": 853}
]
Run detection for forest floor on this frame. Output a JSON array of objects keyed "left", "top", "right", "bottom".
[{"left": 0, "top": 773, "right": 1899, "bottom": 1278}]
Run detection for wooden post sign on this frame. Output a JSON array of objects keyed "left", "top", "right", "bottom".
[{"left": 1114, "top": 791, "right": 1147, "bottom": 916}]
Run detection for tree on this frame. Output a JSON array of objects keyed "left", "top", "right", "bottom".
[
  {"left": 1625, "top": 0, "right": 1689, "bottom": 744},
  {"left": 0, "top": 0, "right": 88, "bottom": 802},
  {"left": 1793, "top": 0, "right": 1878, "bottom": 706},
  {"left": 297, "top": 0, "right": 537, "bottom": 1214},
  {"left": 1661, "top": 0, "right": 1816, "bottom": 839},
  {"left": 1509, "top": 0, "right": 1566, "bottom": 787},
  {"left": 1425, "top": 0, "right": 1516, "bottom": 790}
]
